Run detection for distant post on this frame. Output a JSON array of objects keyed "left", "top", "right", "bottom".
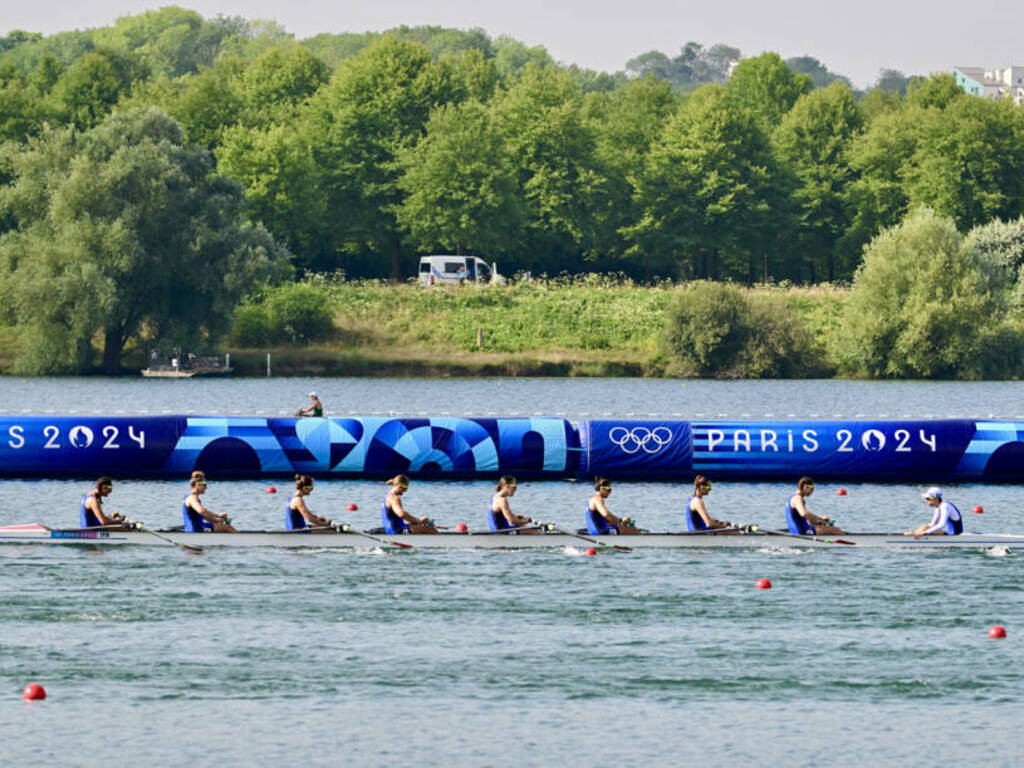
[
  {"left": 266, "top": 352, "right": 271, "bottom": 377},
  {"left": 477, "top": 328, "right": 484, "bottom": 348}
]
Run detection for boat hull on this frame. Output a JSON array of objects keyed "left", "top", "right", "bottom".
[{"left": 0, "top": 525, "right": 1019, "bottom": 549}]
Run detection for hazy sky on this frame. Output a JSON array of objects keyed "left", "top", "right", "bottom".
[{"left": 1, "top": 0, "right": 1017, "bottom": 88}]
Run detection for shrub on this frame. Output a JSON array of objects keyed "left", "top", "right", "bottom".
[
  {"left": 837, "top": 208, "right": 1018, "bottom": 379},
  {"left": 230, "top": 304, "right": 271, "bottom": 347},
  {"left": 663, "top": 282, "right": 828, "bottom": 377},
  {"left": 265, "top": 283, "right": 334, "bottom": 343}
]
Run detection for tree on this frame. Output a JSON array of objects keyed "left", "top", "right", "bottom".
[
  {"left": 0, "top": 107, "right": 290, "bottom": 373},
  {"left": 238, "top": 44, "right": 329, "bottom": 124},
  {"left": 837, "top": 208, "right": 1014, "bottom": 379},
  {"left": 774, "top": 82, "right": 863, "bottom": 281},
  {"left": 584, "top": 75, "right": 677, "bottom": 271},
  {"left": 874, "top": 68, "right": 911, "bottom": 96},
  {"left": 905, "top": 73, "right": 963, "bottom": 110},
  {"left": 727, "top": 52, "right": 812, "bottom": 129},
  {"left": 490, "top": 62, "right": 601, "bottom": 272},
  {"left": 396, "top": 100, "right": 520, "bottom": 256},
  {"left": 627, "top": 85, "right": 785, "bottom": 281},
  {"left": 49, "top": 49, "right": 148, "bottom": 130},
  {"left": 301, "top": 36, "right": 462, "bottom": 278},
  {"left": 785, "top": 56, "right": 852, "bottom": 89}
]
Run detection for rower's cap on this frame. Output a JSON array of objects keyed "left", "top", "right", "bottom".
[
  {"left": 922, "top": 486, "right": 943, "bottom": 499},
  {"left": 309, "top": 391, "right": 318, "bottom": 397}
]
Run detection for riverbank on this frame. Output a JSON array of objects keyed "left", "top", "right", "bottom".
[{"left": 225, "top": 278, "right": 848, "bottom": 378}]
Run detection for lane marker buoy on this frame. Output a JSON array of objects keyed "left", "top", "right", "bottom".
[
  {"left": 267, "top": 486, "right": 277, "bottom": 494},
  {"left": 756, "top": 578, "right": 772, "bottom": 590},
  {"left": 22, "top": 683, "right": 45, "bottom": 701},
  {"left": 455, "top": 523, "right": 468, "bottom": 532},
  {"left": 973, "top": 505, "right": 984, "bottom": 514},
  {"left": 988, "top": 625, "right": 1007, "bottom": 639},
  {"left": 347, "top": 502, "right": 358, "bottom": 511},
  {"left": 837, "top": 488, "right": 848, "bottom": 496},
  {"left": 584, "top": 547, "right": 597, "bottom": 556}
]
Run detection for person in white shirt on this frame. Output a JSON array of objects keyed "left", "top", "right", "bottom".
[{"left": 905, "top": 487, "right": 963, "bottom": 536}]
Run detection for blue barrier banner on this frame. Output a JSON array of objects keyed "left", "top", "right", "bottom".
[
  {"left": 0, "top": 417, "right": 184, "bottom": 477},
  {"left": 0, "top": 415, "right": 576, "bottom": 479},
  {"left": 578, "top": 420, "right": 692, "bottom": 479},
  {"left": 690, "top": 419, "right": 978, "bottom": 480}
]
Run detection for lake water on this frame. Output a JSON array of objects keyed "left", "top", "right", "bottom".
[{"left": 1, "top": 378, "right": 1022, "bottom": 766}]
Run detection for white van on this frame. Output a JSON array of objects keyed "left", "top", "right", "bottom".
[{"left": 419, "top": 255, "right": 503, "bottom": 286}]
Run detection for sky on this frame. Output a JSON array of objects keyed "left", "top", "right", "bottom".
[{"left": 1, "top": 0, "right": 1019, "bottom": 89}]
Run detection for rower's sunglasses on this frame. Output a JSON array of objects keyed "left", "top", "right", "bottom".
[
  {"left": 302, "top": 485, "right": 313, "bottom": 491},
  {"left": 101, "top": 484, "right": 113, "bottom": 491},
  {"left": 507, "top": 483, "right": 518, "bottom": 489},
  {"left": 398, "top": 483, "right": 409, "bottom": 490},
  {"left": 700, "top": 483, "right": 712, "bottom": 490},
  {"left": 803, "top": 483, "right": 815, "bottom": 490},
  {"left": 599, "top": 484, "right": 612, "bottom": 490}
]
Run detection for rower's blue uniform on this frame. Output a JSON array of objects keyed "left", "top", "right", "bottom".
[
  {"left": 586, "top": 504, "right": 616, "bottom": 535},
  {"left": 945, "top": 503, "right": 964, "bottom": 535},
  {"left": 785, "top": 494, "right": 813, "bottom": 535},
  {"left": 489, "top": 503, "right": 512, "bottom": 531},
  {"left": 183, "top": 494, "right": 213, "bottom": 533},
  {"left": 382, "top": 494, "right": 409, "bottom": 534},
  {"left": 285, "top": 495, "right": 308, "bottom": 532},
  {"left": 80, "top": 491, "right": 101, "bottom": 528},
  {"left": 686, "top": 495, "right": 711, "bottom": 532}
]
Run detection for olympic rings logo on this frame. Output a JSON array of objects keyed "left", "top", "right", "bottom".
[{"left": 608, "top": 426, "right": 673, "bottom": 455}]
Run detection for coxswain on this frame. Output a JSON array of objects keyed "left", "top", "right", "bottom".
[
  {"left": 381, "top": 475, "right": 437, "bottom": 534},
  {"left": 285, "top": 475, "right": 334, "bottom": 531},
  {"left": 297, "top": 391, "right": 324, "bottom": 418},
  {"left": 785, "top": 476, "right": 842, "bottom": 535},
  {"left": 685, "top": 475, "right": 736, "bottom": 533},
  {"left": 586, "top": 477, "right": 641, "bottom": 535},
  {"left": 80, "top": 477, "right": 128, "bottom": 528},
  {"left": 489, "top": 475, "right": 540, "bottom": 533},
  {"left": 905, "top": 487, "right": 963, "bottom": 537},
  {"left": 183, "top": 475, "right": 236, "bottom": 533}
]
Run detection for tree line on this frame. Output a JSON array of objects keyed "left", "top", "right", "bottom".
[{"left": 2, "top": 7, "right": 1024, "bottom": 373}]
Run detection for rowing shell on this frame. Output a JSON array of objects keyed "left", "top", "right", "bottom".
[{"left": 0, "top": 524, "right": 1021, "bottom": 550}]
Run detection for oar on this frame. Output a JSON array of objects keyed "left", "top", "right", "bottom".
[
  {"left": 330, "top": 523, "right": 413, "bottom": 550},
  {"left": 748, "top": 525, "right": 855, "bottom": 546},
  {"left": 130, "top": 522, "right": 203, "bottom": 553},
  {"left": 547, "top": 526, "right": 632, "bottom": 552}
]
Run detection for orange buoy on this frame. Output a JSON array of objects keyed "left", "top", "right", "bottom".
[
  {"left": 22, "top": 683, "right": 45, "bottom": 701},
  {"left": 973, "top": 505, "right": 984, "bottom": 514},
  {"left": 584, "top": 547, "right": 597, "bottom": 556},
  {"left": 756, "top": 578, "right": 772, "bottom": 590},
  {"left": 989, "top": 625, "right": 1007, "bottom": 639},
  {"left": 836, "top": 488, "right": 847, "bottom": 496},
  {"left": 266, "top": 486, "right": 277, "bottom": 494},
  {"left": 347, "top": 502, "right": 358, "bottom": 511},
  {"left": 455, "top": 523, "right": 468, "bottom": 533}
]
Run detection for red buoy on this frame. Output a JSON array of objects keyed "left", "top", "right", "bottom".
[
  {"left": 266, "top": 486, "right": 277, "bottom": 494},
  {"left": 347, "top": 502, "right": 358, "bottom": 511},
  {"left": 756, "top": 578, "right": 772, "bottom": 590},
  {"left": 584, "top": 547, "right": 597, "bottom": 556},
  {"left": 973, "top": 505, "right": 984, "bottom": 515},
  {"left": 22, "top": 683, "right": 45, "bottom": 701},
  {"left": 455, "top": 523, "right": 468, "bottom": 533},
  {"left": 836, "top": 488, "right": 847, "bottom": 496},
  {"left": 989, "top": 625, "right": 1007, "bottom": 639}
]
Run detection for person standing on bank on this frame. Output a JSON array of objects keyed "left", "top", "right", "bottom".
[{"left": 905, "top": 487, "right": 963, "bottom": 537}]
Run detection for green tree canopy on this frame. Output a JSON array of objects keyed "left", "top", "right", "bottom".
[
  {"left": 837, "top": 208, "right": 1014, "bottom": 379},
  {"left": 727, "top": 52, "right": 812, "bottom": 130},
  {"left": 0, "top": 107, "right": 290, "bottom": 373}
]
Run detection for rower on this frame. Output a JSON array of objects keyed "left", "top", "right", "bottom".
[
  {"left": 381, "top": 475, "right": 437, "bottom": 534},
  {"left": 785, "top": 476, "right": 842, "bottom": 535},
  {"left": 80, "top": 476, "right": 128, "bottom": 528},
  {"left": 905, "top": 487, "right": 963, "bottom": 537},
  {"left": 286, "top": 475, "right": 334, "bottom": 532},
  {"left": 685, "top": 475, "right": 736, "bottom": 533},
  {"left": 183, "top": 474, "right": 237, "bottom": 533},
  {"left": 489, "top": 475, "right": 540, "bottom": 534},
  {"left": 586, "top": 477, "right": 641, "bottom": 535},
  {"left": 296, "top": 391, "right": 324, "bottom": 418}
]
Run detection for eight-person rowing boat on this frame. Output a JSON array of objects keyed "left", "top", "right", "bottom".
[
  {"left": 0, "top": 524, "right": 1022, "bottom": 549},
  {"left": 2, "top": 472, "right": 1017, "bottom": 552}
]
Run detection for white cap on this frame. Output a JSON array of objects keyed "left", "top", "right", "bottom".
[
  {"left": 309, "top": 391, "right": 318, "bottom": 398},
  {"left": 922, "top": 486, "right": 942, "bottom": 499}
]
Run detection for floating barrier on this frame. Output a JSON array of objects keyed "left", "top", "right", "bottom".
[{"left": 1, "top": 415, "right": 1022, "bottom": 482}]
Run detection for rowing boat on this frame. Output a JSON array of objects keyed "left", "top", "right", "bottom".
[{"left": 0, "top": 524, "right": 1020, "bottom": 549}]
